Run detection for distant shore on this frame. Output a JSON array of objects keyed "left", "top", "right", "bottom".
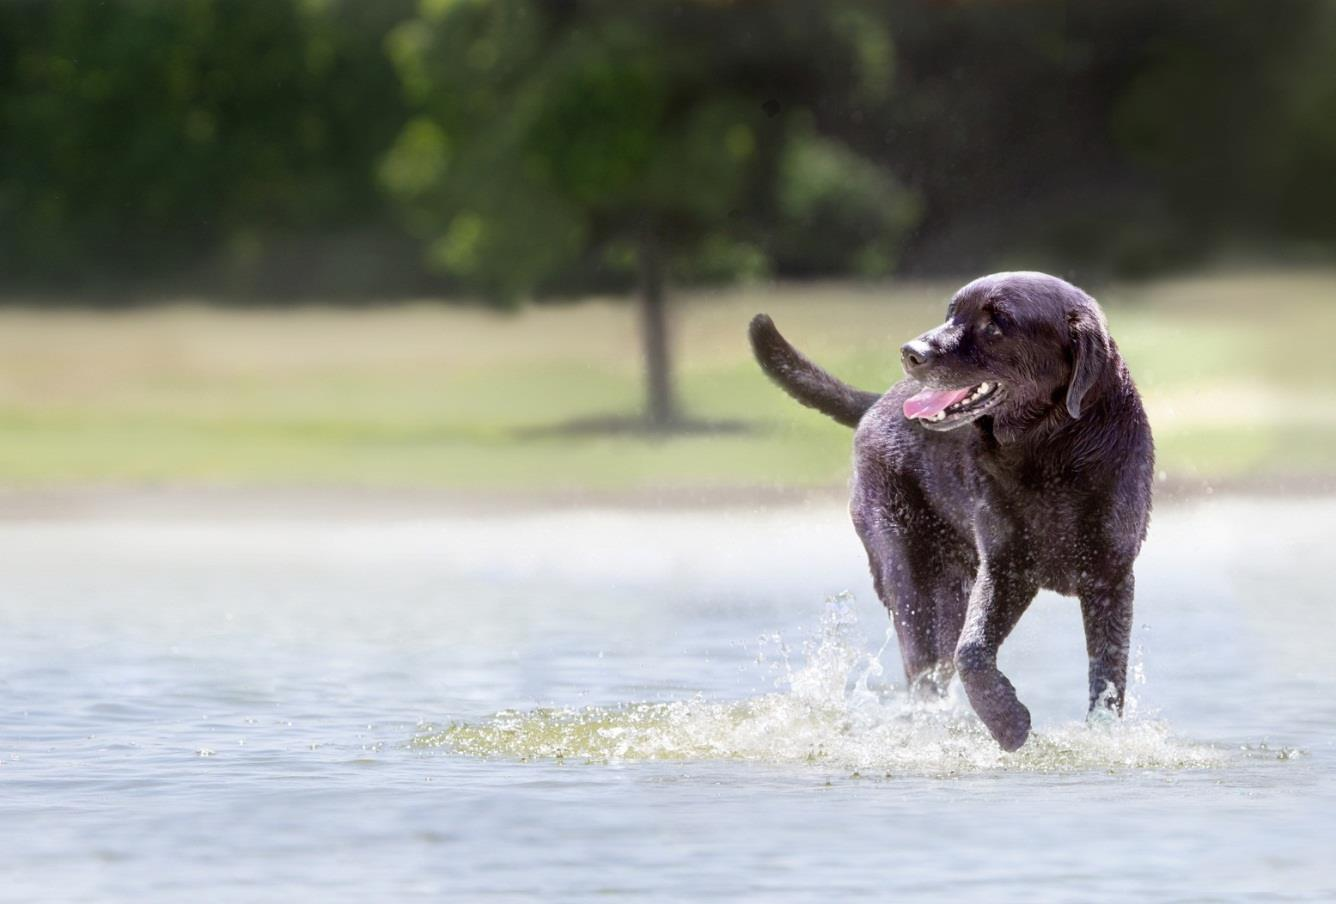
[
  {"left": 0, "top": 274, "right": 1333, "bottom": 497},
  {"left": 0, "top": 475, "right": 1330, "bottom": 521}
]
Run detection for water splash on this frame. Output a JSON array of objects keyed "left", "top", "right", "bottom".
[{"left": 420, "top": 595, "right": 1227, "bottom": 775}]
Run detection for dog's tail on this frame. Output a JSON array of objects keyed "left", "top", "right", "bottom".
[{"left": 749, "top": 314, "right": 881, "bottom": 429}]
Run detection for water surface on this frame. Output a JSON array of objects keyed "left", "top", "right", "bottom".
[{"left": 1, "top": 497, "right": 1332, "bottom": 900}]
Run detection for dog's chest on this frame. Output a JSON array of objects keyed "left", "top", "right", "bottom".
[{"left": 993, "top": 486, "right": 1103, "bottom": 595}]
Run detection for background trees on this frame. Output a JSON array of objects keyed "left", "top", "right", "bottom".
[
  {"left": 377, "top": 1, "right": 914, "bottom": 427},
  {"left": 2, "top": 0, "right": 1335, "bottom": 422},
  {"left": 0, "top": 0, "right": 414, "bottom": 296}
]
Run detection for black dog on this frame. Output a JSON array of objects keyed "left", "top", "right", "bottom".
[{"left": 750, "top": 272, "right": 1153, "bottom": 751}]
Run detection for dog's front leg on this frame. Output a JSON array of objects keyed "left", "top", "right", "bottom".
[
  {"left": 955, "top": 552, "right": 1038, "bottom": 752},
  {"left": 1078, "top": 570, "right": 1134, "bottom": 716}
]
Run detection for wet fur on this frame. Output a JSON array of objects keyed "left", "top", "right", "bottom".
[{"left": 750, "top": 272, "right": 1153, "bottom": 751}]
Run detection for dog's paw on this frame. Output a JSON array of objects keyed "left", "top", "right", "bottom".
[{"left": 992, "top": 705, "right": 1032, "bottom": 752}]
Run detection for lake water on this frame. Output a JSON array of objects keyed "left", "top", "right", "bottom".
[{"left": 1, "top": 495, "right": 1333, "bottom": 901}]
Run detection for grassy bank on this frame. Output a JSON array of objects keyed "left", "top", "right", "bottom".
[{"left": 0, "top": 271, "right": 1332, "bottom": 494}]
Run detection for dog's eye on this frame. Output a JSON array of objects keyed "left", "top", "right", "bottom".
[{"left": 982, "top": 320, "right": 1004, "bottom": 339}]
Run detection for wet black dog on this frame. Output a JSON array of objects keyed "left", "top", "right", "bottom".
[{"left": 750, "top": 272, "right": 1153, "bottom": 750}]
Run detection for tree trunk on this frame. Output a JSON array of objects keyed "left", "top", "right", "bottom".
[{"left": 637, "top": 224, "right": 678, "bottom": 429}]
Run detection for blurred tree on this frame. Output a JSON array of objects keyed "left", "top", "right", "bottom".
[
  {"left": 848, "top": 0, "right": 1336, "bottom": 277},
  {"left": 2, "top": 0, "right": 1335, "bottom": 312},
  {"left": 380, "top": 0, "right": 916, "bottom": 429},
  {"left": 0, "top": 0, "right": 413, "bottom": 296}
]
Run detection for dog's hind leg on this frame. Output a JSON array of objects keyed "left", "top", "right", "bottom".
[
  {"left": 932, "top": 569, "right": 973, "bottom": 676},
  {"left": 853, "top": 508, "right": 967, "bottom": 696}
]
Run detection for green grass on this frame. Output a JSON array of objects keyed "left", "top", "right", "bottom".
[{"left": 0, "top": 271, "right": 1333, "bottom": 492}]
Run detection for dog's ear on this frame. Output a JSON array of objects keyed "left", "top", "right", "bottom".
[{"left": 1066, "top": 305, "right": 1111, "bottom": 419}]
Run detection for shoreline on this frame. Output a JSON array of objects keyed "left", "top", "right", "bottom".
[{"left": 0, "top": 474, "right": 1331, "bottom": 521}]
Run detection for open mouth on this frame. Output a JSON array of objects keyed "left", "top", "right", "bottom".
[{"left": 903, "top": 381, "right": 1005, "bottom": 429}]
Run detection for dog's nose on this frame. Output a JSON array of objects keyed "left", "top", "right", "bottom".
[{"left": 901, "top": 340, "right": 934, "bottom": 371}]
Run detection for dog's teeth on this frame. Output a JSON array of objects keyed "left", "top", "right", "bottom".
[{"left": 980, "top": 382, "right": 992, "bottom": 393}]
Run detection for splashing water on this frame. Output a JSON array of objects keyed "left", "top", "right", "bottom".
[{"left": 420, "top": 595, "right": 1226, "bottom": 775}]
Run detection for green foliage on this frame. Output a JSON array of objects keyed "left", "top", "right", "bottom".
[
  {"left": 0, "top": 0, "right": 412, "bottom": 290},
  {"left": 774, "top": 120, "right": 921, "bottom": 277},
  {"left": 2, "top": 0, "right": 1336, "bottom": 295},
  {"left": 671, "top": 235, "right": 769, "bottom": 286},
  {"left": 379, "top": 0, "right": 904, "bottom": 303}
]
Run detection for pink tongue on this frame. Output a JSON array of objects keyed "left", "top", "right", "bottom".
[{"left": 903, "top": 386, "right": 972, "bottom": 419}]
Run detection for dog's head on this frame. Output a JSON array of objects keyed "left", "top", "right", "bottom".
[{"left": 899, "top": 272, "right": 1113, "bottom": 436}]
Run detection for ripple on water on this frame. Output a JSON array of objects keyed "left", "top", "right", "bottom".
[{"left": 418, "top": 596, "right": 1231, "bottom": 775}]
